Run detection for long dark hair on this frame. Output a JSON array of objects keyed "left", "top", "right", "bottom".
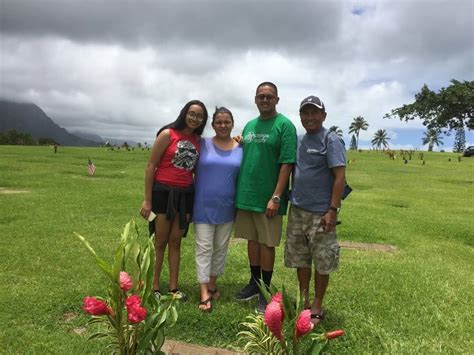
[{"left": 157, "top": 100, "right": 208, "bottom": 136}]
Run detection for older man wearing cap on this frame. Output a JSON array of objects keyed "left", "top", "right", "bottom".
[{"left": 284, "top": 95, "right": 346, "bottom": 325}]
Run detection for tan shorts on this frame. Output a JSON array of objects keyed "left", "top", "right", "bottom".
[
  {"left": 284, "top": 205, "right": 340, "bottom": 274},
  {"left": 235, "top": 209, "right": 283, "bottom": 247}
]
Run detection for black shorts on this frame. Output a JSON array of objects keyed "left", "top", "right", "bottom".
[
  {"left": 151, "top": 189, "right": 194, "bottom": 215},
  {"left": 148, "top": 182, "right": 194, "bottom": 236}
]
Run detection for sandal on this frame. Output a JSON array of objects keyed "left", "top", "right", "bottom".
[
  {"left": 169, "top": 289, "right": 187, "bottom": 301},
  {"left": 310, "top": 310, "right": 325, "bottom": 326},
  {"left": 199, "top": 296, "right": 213, "bottom": 312},
  {"left": 208, "top": 288, "right": 220, "bottom": 300}
]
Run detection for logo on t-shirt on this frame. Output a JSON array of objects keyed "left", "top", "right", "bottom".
[
  {"left": 244, "top": 131, "right": 269, "bottom": 143},
  {"left": 172, "top": 140, "right": 198, "bottom": 170}
]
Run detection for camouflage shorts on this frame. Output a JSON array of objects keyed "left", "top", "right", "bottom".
[{"left": 284, "top": 205, "right": 340, "bottom": 274}]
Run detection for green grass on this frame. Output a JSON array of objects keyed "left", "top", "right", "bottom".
[{"left": 0, "top": 146, "right": 473, "bottom": 354}]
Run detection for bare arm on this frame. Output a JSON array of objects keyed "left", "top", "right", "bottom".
[
  {"left": 140, "top": 129, "right": 171, "bottom": 219},
  {"left": 266, "top": 163, "right": 293, "bottom": 217},
  {"left": 321, "top": 166, "right": 346, "bottom": 232}
]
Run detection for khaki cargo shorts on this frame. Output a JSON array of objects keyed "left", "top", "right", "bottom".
[
  {"left": 284, "top": 205, "right": 340, "bottom": 274},
  {"left": 235, "top": 209, "right": 283, "bottom": 247}
]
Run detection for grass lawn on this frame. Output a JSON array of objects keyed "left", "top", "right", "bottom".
[{"left": 0, "top": 145, "right": 473, "bottom": 354}]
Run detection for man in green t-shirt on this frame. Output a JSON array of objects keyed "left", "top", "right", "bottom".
[{"left": 234, "top": 82, "right": 297, "bottom": 312}]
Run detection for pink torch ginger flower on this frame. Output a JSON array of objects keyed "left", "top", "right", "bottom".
[
  {"left": 125, "top": 294, "right": 141, "bottom": 309},
  {"left": 295, "top": 310, "right": 314, "bottom": 338},
  {"left": 125, "top": 294, "right": 147, "bottom": 323},
  {"left": 270, "top": 292, "right": 285, "bottom": 322},
  {"left": 271, "top": 292, "right": 283, "bottom": 303},
  {"left": 83, "top": 296, "right": 111, "bottom": 316},
  {"left": 119, "top": 271, "right": 132, "bottom": 292},
  {"left": 264, "top": 301, "right": 284, "bottom": 340},
  {"left": 325, "top": 329, "right": 345, "bottom": 340},
  {"left": 128, "top": 304, "right": 147, "bottom": 323}
]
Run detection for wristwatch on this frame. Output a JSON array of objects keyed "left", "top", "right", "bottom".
[
  {"left": 271, "top": 195, "right": 281, "bottom": 203},
  {"left": 328, "top": 206, "right": 338, "bottom": 213}
]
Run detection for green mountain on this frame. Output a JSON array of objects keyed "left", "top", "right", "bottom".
[{"left": 0, "top": 99, "right": 100, "bottom": 146}]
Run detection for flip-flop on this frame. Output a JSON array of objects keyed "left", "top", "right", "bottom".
[
  {"left": 198, "top": 296, "right": 212, "bottom": 313},
  {"left": 208, "top": 288, "right": 220, "bottom": 300}
]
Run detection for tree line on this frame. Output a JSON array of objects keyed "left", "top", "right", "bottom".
[
  {"left": 0, "top": 129, "right": 59, "bottom": 146},
  {"left": 329, "top": 79, "right": 472, "bottom": 152}
]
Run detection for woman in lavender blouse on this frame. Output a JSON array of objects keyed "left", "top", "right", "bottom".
[{"left": 192, "top": 107, "right": 242, "bottom": 312}]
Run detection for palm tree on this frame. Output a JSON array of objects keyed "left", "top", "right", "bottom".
[
  {"left": 421, "top": 129, "right": 443, "bottom": 152},
  {"left": 371, "top": 129, "right": 390, "bottom": 150},
  {"left": 348, "top": 116, "right": 369, "bottom": 149},
  {"left": 329, "top": 126, "right": 343, "bottom": 138}
]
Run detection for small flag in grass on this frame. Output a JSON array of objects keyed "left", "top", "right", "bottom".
[{"left": 87, "top": 158, "right": 96, "bottom": 176}]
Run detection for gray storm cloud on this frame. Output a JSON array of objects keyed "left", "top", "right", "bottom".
[
  {"left": 0, "top": 0, "right": 472, "bottom": 145},
  {"left": 0, "top": 0, "right": 342, "bottom": 49}
]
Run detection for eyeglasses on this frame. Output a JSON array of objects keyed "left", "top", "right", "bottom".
[
  {"left": 256, "top": 94, "right": 276, "bottom": 101},
  {"left": 187, "top": 111, "right": 204, "bottom": 121}
]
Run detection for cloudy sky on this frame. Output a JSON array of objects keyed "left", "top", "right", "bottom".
[{"left": 1, "top": 0, "right": 473, "bottom": 149}]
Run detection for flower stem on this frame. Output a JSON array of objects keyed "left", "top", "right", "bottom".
[
  {"left": 116, "top": 289, "right": 126, "bottom": 355},
  {"left": 292, "top": 335, "right": 299, "bottom": 355},
  {"left": 280, "top": 338, "right": 289, "bottom": 354}
]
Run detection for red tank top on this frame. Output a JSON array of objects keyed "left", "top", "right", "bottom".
[{"left": 154, "top": 129, "right": 200, "bottom": 187}]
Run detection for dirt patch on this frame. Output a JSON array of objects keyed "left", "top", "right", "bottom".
[
  {"left": 61, "top": 312, "right": 77, "bottom": 323},
  {"left": 339, "top": 241, "right": 398, "bottom": 252},
  {"left": 163, "top": 340, "right": 242, "bottom": 355},
  {"left": 0, "top": 187, "right": 29, "bottom": 194},
  {"left": 72, "top": 327, "right": 87, "bottom": 335},
  {"left": 231, "top": 237, "right": 397, "bottom": 252}
]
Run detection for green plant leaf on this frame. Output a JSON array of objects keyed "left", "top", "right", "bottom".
[
  {"left": 87, "top": 317, "right": 107, "bottom": 325},
  {"left": 74, "top": 233, "right": 114, "bottom": 282},
  {"left": 238, "top": 313, "right": 282, "bottom": 354},
  {"left": 140, "top": 245, "right": 151, "bottom": 297},
  {"left": 281, "top": 285, "right": 296, "bottom": 320},
  {"left": 104, "top": 342, "right": 120, "bottom": 352},
  {"left": 121, "top": 221, "right": 131, "bottom": 244},
  {"left": 269, "top": 282, "right": 279, "bottom": 295},
  {"left": 307, "top": 339, "right": 327, "bottom": 355},
  {"left": 88, "top": 332, "right": 110, "bottom": 340},
  {"left": 169, "top": 306, "right": 178, "bottom": 325},
  {"left": 154, "top": 329, "right": 165, "bottom": 350},
  {"left": 112, "top": 243, "right": 125, "bottom": 281},
  {"left": 124, "top": 240, "right": 132, "bottom": 264},
  {"left": 256, "top": 279, "right": 271, "bottom": 303},
  {"left": 156, "top": 309, "right": 168, "bottom": 329},
  {"left": 136, "top": 326, "right": 156, "bottom": 352},
  {"left": 144, "top": 241, "right": 156, "bottom": 300},
  {"left": 129, "top": 240, "right": 141, "bottom": 271},
  {"left": 295, "top": 287, "right": 304, "bottom": 314},
  {"left": 74, "top": 233, "right": 97, "bottom": 257},
  {"left": 145, "top": 312, "right": 160, "bottom": 328}
]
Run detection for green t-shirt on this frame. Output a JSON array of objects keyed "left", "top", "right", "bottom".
[{"left": 235, "top": 113, "right": 297, "bottom": 214}]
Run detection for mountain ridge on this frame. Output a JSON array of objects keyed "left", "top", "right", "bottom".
[{"left": 0, "top": 99, "right": 100, "bottom": 146}]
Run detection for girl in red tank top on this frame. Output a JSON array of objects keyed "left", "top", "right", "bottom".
[
  {"left": 154, "top": 128, "right": 200, "bottom": 187},
  {"left": 140, "top": 100, "right": 208, "bottom": 300}
]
